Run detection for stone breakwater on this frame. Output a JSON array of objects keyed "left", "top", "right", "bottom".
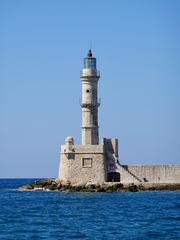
[{"left": 19, "top": 179, "right": 180, "bottom": 192}]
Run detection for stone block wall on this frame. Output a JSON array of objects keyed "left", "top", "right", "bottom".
[
  {"left": 115, "top": 164, "right": 141, "bottom": 183},
  {"left": 59, "top": 144, "right": 106, "bottom": 184},
  {"left": 123, "top": 164, "right": 180, "bottom": 183}
]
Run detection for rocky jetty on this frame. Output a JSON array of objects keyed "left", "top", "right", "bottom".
[{"left": 19, "top": 179, "right": 180, "bottom": 192}]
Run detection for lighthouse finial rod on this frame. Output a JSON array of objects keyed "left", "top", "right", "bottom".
[{"left": 87, "top": 49, "right": 92, "bottom": 57}]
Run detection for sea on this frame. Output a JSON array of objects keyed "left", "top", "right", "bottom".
[{"left": 0, "top": 179, "right": 179, "bottom": 240}]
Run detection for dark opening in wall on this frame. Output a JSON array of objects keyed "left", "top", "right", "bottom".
[{"left": 107, "top": 172, "right": 120, "bottom": 182}]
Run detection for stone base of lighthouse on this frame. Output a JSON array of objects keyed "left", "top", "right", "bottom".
[
  {"left": 59, "top": 138, "right": 118, "bottom": 184},
  {"left": 58, "top": 137, "right": 139, "bottom": 185}
]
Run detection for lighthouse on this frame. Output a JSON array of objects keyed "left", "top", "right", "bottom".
[
  {"left": 57, "top": 50, "right": 180, "bottom": 185},
  {"left": 80, "top": 50, "right": 100, "bottom": 145},
  {"left": 59, "top": 50, "right": 120, "bottom": 184}
]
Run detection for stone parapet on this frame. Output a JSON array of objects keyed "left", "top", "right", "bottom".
[
  {"left": 122, "top": 164, "right": 180, "bottom": 183},
  {"left": 61, "top": 144, "right": 104, "bottom": 154}
]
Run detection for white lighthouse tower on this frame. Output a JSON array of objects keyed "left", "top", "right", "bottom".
[
  {"left": 80, "top": 50, "right": 100, "bottom": 145},
  {"left": 59, "top": 50, "right": 121, "bottom": 184}
]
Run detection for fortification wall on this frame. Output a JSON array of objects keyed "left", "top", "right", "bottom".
[{"left": 123, "top": 164, "right": 180, "bottom": 183}]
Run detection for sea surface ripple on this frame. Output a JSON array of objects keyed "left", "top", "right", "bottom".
[{"left": 0, "top": 179, "right": 179, "bottom": 240}]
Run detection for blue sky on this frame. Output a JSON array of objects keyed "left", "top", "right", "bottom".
[{"left": 0, "top": 0, "right": 180, "bottom": 178}]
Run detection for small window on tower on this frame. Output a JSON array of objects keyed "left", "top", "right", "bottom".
[{"left": 86, "top": 89, "right": 90, "bottom": 93}]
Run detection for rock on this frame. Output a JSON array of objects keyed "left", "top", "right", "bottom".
[
  {"left": 96, "top": 186, "right": 106, "bottom": 192},
  {"left": 128, "top": 184, "right": 138, "bottom": 192},
  {"left": 137, "top": 184, "right": 145, "bottom": 191},
  {"left": 43, "top": 185, "right": 56, "bottom": 191},
  {"left": 18, "top": 180, "right": 180, "bottom": 192},
  {"left": 19, "top": 184, "right": 33, "bottom": 190}
]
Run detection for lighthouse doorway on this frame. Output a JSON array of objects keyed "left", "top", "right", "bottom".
[{"left": 107, "top": 172, "right": 120, "bottom": 182}]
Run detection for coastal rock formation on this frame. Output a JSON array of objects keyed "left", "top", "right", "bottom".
[{"left": 19, "top": 179, "right": 180, "bottom": 192}]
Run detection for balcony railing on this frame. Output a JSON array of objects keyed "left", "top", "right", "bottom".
[{"left": 79, "top": 98, "right": 101, "bottom": 107}]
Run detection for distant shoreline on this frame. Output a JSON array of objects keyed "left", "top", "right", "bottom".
[{"left": 19, "top": 179, "right": 180, "bottom": 192}]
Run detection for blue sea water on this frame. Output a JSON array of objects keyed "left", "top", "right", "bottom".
[{"left": 0, "top": 179, "right": 179, "bottom": 240}]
